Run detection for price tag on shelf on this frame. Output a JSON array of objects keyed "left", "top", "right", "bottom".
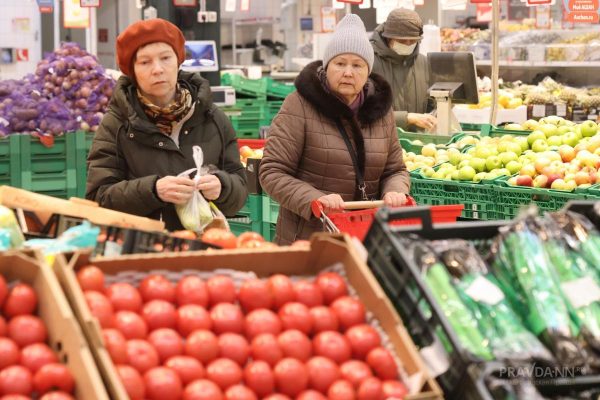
[
  {"left": 465, "top": 276, "right": 505, "bottom": 306},
  {"left": 562, "top": 277, "right": 600, "bottom": 309},
  {"left": 556, "top": 103, "right": 567, "bottom": 117},
  {"left": 532, "top": 104, "right": 546, "bottom": 117},
  {"left": 527, "top": 0, "right": 551, "bottom": 5}
]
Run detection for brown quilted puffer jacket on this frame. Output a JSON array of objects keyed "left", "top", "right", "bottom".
[{"left": 259, "top": 60, "right": 410, "bottom": 245}]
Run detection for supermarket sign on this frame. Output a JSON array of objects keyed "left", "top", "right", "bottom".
[
  {"left": 36, "top": 0, "right": 53, "bottom": 13},
  {"left": 564, "top": 0, "right": 600, "bottom": 22}
]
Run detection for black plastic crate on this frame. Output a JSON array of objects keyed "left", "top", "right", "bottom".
[
  {"left": 363, "top": 205, "right": 600, "bottom": 399},
  {"left": 121, "top": 230, "right": 217, "bottom": 254}
]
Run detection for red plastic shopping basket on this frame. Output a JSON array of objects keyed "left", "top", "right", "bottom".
[{"left": 311, "top": 197, "right": 464, "bottom": 241}]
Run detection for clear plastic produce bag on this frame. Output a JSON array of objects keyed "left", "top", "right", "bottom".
[{"left": 175, "top": 146, "right": 225, "bottom": 233}]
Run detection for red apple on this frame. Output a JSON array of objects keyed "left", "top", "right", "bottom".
[{"left": 516, "top": 175, "right": 533, "bottom": 187}]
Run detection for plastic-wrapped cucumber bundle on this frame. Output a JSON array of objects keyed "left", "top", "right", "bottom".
[
  {"left": 536, "top": 215, "right": 600, "bottom": 355},
  {"left": 402, "top": 237, "right": 493, "bottom": 361},
  {"left": 490, "top": 215, "right": 589, "bottom": 369},
  {"left": 430, "top": 239, "right": 554, "bottom": 364}
]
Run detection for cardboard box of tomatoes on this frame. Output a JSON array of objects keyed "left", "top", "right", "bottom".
[
  {"left": 52, "top": 234, "right": 443, "bottom": 400},
  {"left": 0, "top": 250, "right": 109, "bottom": 399}
]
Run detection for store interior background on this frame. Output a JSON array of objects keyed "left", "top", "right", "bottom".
[{"left": 0, "top": 0, "right": 598, "bottom": 86}]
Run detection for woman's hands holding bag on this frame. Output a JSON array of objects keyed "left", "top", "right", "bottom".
[
  {"left": 156, "top": 176, "right": 196, "bottom": 204},
  {"left": 196, "top": 174, "right": 222, "bottom": 200}
]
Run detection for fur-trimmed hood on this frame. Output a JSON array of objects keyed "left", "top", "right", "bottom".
[{"left": 294, "top": 60, "right": 393, "bottom": 125}]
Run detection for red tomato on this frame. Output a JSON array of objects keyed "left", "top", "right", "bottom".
[
  {"left": 263, "top": 395, "right": 291, "bottom": 400},
  {"left": 0, "top": 275, "right": 7, "bottom": 310},
  {"left": 218, "top": 333, "right": 249, "bottom": 366},
  {"left": 309, "top": 306, "right": 339, "bottom": 333},
  {"left": 267, "top": 275, "right": 295, "bottom": 309},
  {"left": 20, "top": 343, "right": 58, "bottom": 373},
  {"left": 277, "top": 330, "right": 312, "bottom": 362},
  {"left": 312, "top": 331, "right": 351, "bottom": 364},
  {"left": 206, "top": 358, "right": 243, "bottom": 391},
  {"left": 238, "top": 279, "right": 273, "bottom": 312},
  {"left": 345, "top": 325, "right": 381, "bottom": 360},
  {"left": 327, "top": 380, "right": 355, "bottom": 400},
  {"left": 0, "top": 315, "right": 6, "bottom": 336},
  {"left": 106, "top": 283, "right": 143, "bottom": 312},
  {"left": 84, "top": 290, "right": 115, "bottom": 329},
  {"left": 250, "top": 333, "right": 282, "bottom": 367},
  {"left": 165, "top": 356, "right": 205, "bottom": 385},
  {"left": 3, "top": 283, "right": 37, "bottom": 317},
  {"left": 296, "top": 390, "right": 327, "bottom": 400},
  {"left": 116, "top": 365, "right": 145, "bottom": 400},
  {"left": 8, "top": 315, "right": 47, "bottom": 347},
  {"left": 224, "top": 384, "right": 257, "bottom": 400},
  {"left": 315, "top": 273, "right": 347, "bottom": 305},
  {"left": 339, "top": 361, "right": 373, "bottom": 388},
  {"left": 39, "top": 391, "right": 75, "bottom": 400},
  {"left": 183, "top": 379, "right": 223, "bottom": 400},
  {"left": 278, "top": 302, "right": 312, "bottom": 335},
  {"left": 206, "top": 276, "right": 237, "bottom": 305},
  {"left": 293, "top": 281, "right": 323, "bottom": 307},
  {"left": 142, "top": 300, "right": 177, "bottom": 331},
  {"left": 185, "top": 330, "right": 219, "bottom": 364},
  {"left": 102, "top": 329, "right": 128, "bottom": 365},
  {"left": 139, "top": 275, "right": 176, "bottom": 303},
  {"left": 357, "top": 377, "right": 384, "bottom": 400},
  {"left": 306, "top": 356, "right": 340, "bottom": 394},
  {"left": 330, "top": 297, "right": 366, "bottom": 331},
  {"left": 32, "top": 363, "right": 74, "bottom": 394},
  {"left": 202, "top": 228, "right": 238, "bottom": 249},
  {"left": 126, "top": 339, "right": 160, "bottom": 374},
  {"left": 273, "top": 358, "right": 308, "bottom": 397},
  {"left": 236, "top": 232, "right": 265, "bottom": 248},
  {"left": 244, "top": 361, "right": 275, "bottom": 398},
  {"left": 144, "top": 367, "right": 183, "bottom": 400},
  {"left": 147, "top": 328, "right": 184, "bottom": 363},
  {"left": 76, "top": 265, "right": 105, "bottom": 292},
  {"left": 176, "top": 276, "right": 209, "bottom": 307},
  {"left": 244, "top": 309, "right": 282, "bottom": 340},
  {"left": 0, "top": 366, "right": 32, "bottom": 395},
  {"left": 366, "top": 348, "right": 398, "bottom": 380},
  {"left": 177, "top": 304, "right": 212, "bottom": 337},
  {"left": 382, "top": 380, "right": 408, "bottom": 399},
  {"left": 0, "top": 337, "right": 20, "bottom": 370},
  {"left": 114, "top": 311, "right": 148, "bottom": 340},
  {"left": 0, "top": 395, "right": 32, "bottom": 400},
  {"left": 210, "top": 303, "right": 244, "bottom": 334}
]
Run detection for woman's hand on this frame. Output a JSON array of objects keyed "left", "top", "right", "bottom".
[
  {"left": 317, "top": 194, "right": 345, "bottom": 213},
  {"left": 156, "top": 176, "right": 196, "bottom": 204},
  {"left": 383, "top": 192, "right": 407, "bottom": 207},
  {"left": 196, "top": 174, "right": 222, "bottom": 201},
  {"left": 407, "top": 113, "right": 437, "bottom": 131}
]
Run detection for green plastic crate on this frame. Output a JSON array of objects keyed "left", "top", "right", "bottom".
[
  {"left": 261, "top": 222, "right": 276, "bottom": 242},
  {"left": 0, "top": 135, "right": 22, "bottom": 188},
  {"left": 491, "top": 185, "right": 584, "bottom": 220},
  {"left": 479, "top": 124, "right": 530, "bottom": 137},
  {"left": 397, "top": 127, "right": 453, "bottom": 146},
  {"left": 236, "top": 194, "right": 262, "bottom": 222},
  {"left": 399, "top": 138, "right": 423, "bottom": 154},
  {"left": 261, "top": 195, "right": 279, "bottom": 224},
  {"left": 235, "top": 130, "right": 261, "bottom": 139},
  {"left": 228, "top": 217, "right": 262, "bottom": 237},
  {"left": 266, "top": 78, "right": 296, "bottom": 99},
  {"left": 221, "top": 74, "right": 267, "bottom": 98}
]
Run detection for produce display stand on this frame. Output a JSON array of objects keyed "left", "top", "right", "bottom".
[
  {"left": 363, "top": 203, "right": 600, "bottom": 399},
  {"left": 52, "top": 233, "right": 443, "bottom": 400},
  {"left": 1, "top": 250, "right": 109, "bottom": 400}
]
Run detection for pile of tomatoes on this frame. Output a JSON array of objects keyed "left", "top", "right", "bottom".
[
  {"left": 78, "top": 265, "right": 408, "bottom": 400},
  {"left": 0, "top": 275, "right": 76, "bottom": 399}
]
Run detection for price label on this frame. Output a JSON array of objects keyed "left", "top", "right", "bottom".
[
  {"left": 532, "top": 104, "right": 546, "bottom": 117},
  {"left": 562, "top": 276, "right": 600, "bottom": 309},
  {"left": 465, "top": 276, "right": 505, "bottom": 306},
  {"left": 556, "top": 104, "right": 567, "bottom": 117}
]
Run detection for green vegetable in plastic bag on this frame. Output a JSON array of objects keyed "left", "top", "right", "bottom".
[{"left": 0, "top": 205, "right": 24, "bottom": 249}]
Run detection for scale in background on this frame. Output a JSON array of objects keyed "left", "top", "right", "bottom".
[
  {"left": 428, "top": 52, "right": 479, "bottom": 135},
  {"left": 180, "top": 40, "right": 235, "bottom": 108}
]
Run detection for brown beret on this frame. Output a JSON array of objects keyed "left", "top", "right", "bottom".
[
  {"left": 382, "top": 8, "right": 424, "bottom": 40},
  {"left": 116, "top": 18, "right": 185, "bottom": 77}
]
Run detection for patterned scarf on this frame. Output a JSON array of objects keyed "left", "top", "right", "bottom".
[{"left": 137, "top": 85, "right": 193, "bottom": 135}]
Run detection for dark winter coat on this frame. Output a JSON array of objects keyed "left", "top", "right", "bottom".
[
  {"left": 86, "top": 71, "right": 247, "bottom": 231},
  {"left": 259, "top": 61, "right": 410, "bottom": 245}
]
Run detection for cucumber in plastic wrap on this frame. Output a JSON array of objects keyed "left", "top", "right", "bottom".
[
  {"left": 490, "top": 215, "right": 589, "bottom": 369},
  {"left": 430, "top": 239, "right": 554, "bottom": 364}
]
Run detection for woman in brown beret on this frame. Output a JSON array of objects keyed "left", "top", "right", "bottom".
[{"left": 86, "top": 18, "right": 247, "bottom": 231}]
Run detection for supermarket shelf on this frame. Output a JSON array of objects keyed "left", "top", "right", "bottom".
[{"left": 476, "top": 60, "right": 600, "bottom": 67}]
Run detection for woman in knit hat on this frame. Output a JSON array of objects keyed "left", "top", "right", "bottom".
[
  {"left": 86, "top": 18, "right": 247, "bottom": 231},
  {"left": 259, "top": 14, "right": 410, "bottom": 245},
  {"left": 371, "top": 8, "right": 437, "bottom": 132}
]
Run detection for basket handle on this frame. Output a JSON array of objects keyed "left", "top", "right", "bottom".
[
  {"left": 380, "top": 206, "right": 435, "bottom": 232},
  {"left": 312, "top": 196, "right": 417, "bottom": 217}
]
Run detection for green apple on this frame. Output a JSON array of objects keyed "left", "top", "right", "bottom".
[
  {"left": 527, "top": 131, "right": 546, "bottom": 146},
  {"left": 541, "top": 116, "right": 563, "bottom": 126},
  {"left": 458, "top": 166, "right": 476, "bottom": 181},
  {"left": 473, "top": 172, "right": 487, "bottom": 183},
  {"left": 458, "top": 159, "right": 471, "bottom": 169},
  {"left": 474, "top": 146, "right": 493, "bottom": 159},
  {"left": 532, "top": 139, "right": 549, "bottom": 153},
  {"left": 485, "top": 156, "right": 502, "bottom": 171},
  {"left": 448, "top": 151, "right": 462, "bottom": 166},
  {"left": 469, "top": 158, "right": 487, "bottom": 173},
  {"left": 540, "top": 124, "right": 560, "bottom": 138},
  {"left": 450, "top": 171, "right": 460, "bottom": 180},
  {"left": 562, "top": 132, "right": 579, "bottom": 147},
  {"left": 496, "top": 168, "right": 511, "bottom": 177},
  {"left": 514, "top": 137, "right": 529, "bottom": 152},
  {"left": 498, "top": 152, "right": 518, "bottom": 166},
  {"left": 557, "top": 125, "right": 573, "bottom": 135},
  {"left": 421, "top": 166, "right": 435, "bottom": 177},
  {"left": 504, "top": 123, "right": 524, "bottom": 131},
  {"left": 580, "top": 120, "right": 598, "bottom": 138},
  {"left": 547, "top": 136, "right": 562, "bottom": 147},
  {"left": 411, "top": 139, "right": 424, "bottom": 146},
  {"left": 505, "top": 160, "right": 523, "bottom": 175}
]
